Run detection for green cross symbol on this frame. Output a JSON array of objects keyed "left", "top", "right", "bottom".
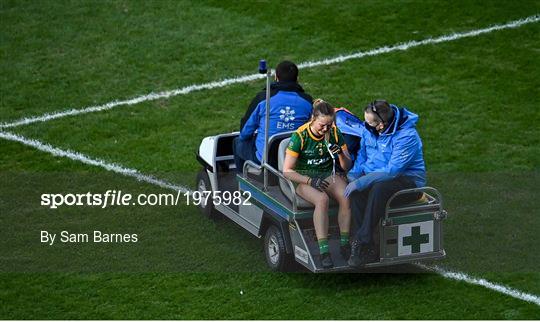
[{"left": 403, "top": 226, "right": 429, "bottom": 253}]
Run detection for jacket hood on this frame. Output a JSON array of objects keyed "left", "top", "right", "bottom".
[
  {"left": 268, "top": 81, "right": 305, "bottom": 93},
  {"left": 377, "top": 105, "right": 419, "bottom": 136}
]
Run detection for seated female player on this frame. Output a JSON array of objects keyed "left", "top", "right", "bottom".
[{"left": 282, "top": 99, "right": 352, "bottom": 269}]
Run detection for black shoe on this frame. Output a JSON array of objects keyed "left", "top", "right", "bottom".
[
  {"left": 347, "top": 240, "right": 363, "bottom": 267},
  {"left": 320, "top": 252, "right": 334, "bottom": 269},
  {"left": 340, "top": 244, "right": 351, "bottom": 261},
  {"left": 361, "top": 244, "right": 378, "bottom": 264},
  {"left": 348, "top": 241, "right": 377, "bottom": 267}
]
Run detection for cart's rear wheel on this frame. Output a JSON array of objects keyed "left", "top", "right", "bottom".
[
  {"left": 196, "top": 170, "right": 220, "bottom": 220},
  {"left": 264, "top": 225, "right": 293, "bottom": 271}
]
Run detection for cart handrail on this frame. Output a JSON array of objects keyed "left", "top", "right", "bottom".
[
  {"left": 384, "top": 186, "right": 444, "bottom": 221},
  {"left": 243, "top": 161, "right": 300, "bottom": 213},
  {"left": 243, "top": 160, "right": 262, "bottom": 177}
]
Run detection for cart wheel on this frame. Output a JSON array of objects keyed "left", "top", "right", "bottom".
[
  {"left": 196, "top": 170, "right": 220, "bottom": 220},
  {"left": 264, "top": 225, "right": 293, "bottom": 272}
]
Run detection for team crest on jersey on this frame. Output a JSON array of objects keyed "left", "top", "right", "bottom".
[
  {"left": 317, "top": 142, "right": 324, "bottom": 156},
  {"left": 288, "top": 140, "right": 294, "bottom": 149}
]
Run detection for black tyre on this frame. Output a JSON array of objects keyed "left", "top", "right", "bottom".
[
  {"left": 264, "top": 225, "right": 293, "bottom": 272},
  {"left": 196, "top": 169, "right": 220, "bottom": 220}
]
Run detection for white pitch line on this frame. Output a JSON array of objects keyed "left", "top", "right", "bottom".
[
  {"left": 417, "top": 264, "right": 540, "bottom": 306},
  {"left": 1, "top": 14, "right": 538, "bottom": 129},
  {"left": 0, "top": 73, "right": 265, "bottom": 129},
  {"left": 2, "top": 130, "right": 540, "bottom": 306},
  {"left": 297, "top": 14, "right": 540, "bottom": 69},
  {"left": 0, "top": 131, "right": 191, "bottom": 194}
]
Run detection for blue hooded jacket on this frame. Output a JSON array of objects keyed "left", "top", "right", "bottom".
[
  {"left": 348, "top": 105, "right": 426, "bottom": 190},
  {"left": 335, "top": 107, "right": 364, "bottom": 138},
  {"left": 335, "top": 107, "right": 365, "bottom": 163},
  {"left": 239, "top": 84, "right": 312, "bottom": 161}
]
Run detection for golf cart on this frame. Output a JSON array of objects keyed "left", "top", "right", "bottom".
[{"left": 195, "top": 61, "right": 447, "bottom": 272}]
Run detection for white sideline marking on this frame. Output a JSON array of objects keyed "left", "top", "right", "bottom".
[
  {"left": 1, "top": 14, "right": 538, "bottom": 129},
  {"left": 417, "top": 264, "right": 540, "bottom": 306},
  {"left": 2, "top": 130, "right": 539, "bottom": 305},
  {"left": 297, "top": 14, "right": 540, "bottom": 69},
  {"left": 0, "top": 131, "right": 191, "bottom": 194}
]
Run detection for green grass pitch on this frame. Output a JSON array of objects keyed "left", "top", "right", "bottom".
[{"left": 1, "top": 0, "right": 539, "bottom": 319}]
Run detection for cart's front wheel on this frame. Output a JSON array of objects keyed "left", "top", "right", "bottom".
[
  {"left": 196, "top": 170, "right": 220, "bottom": 220},
  {"left": 264, "top": 225, "right": 293, "bottom": 271}
]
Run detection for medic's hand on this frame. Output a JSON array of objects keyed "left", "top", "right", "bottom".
[{"left": 344, "top": 180, "right": 361, "bottom": 198}]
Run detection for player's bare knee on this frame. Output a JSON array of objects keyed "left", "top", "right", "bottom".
[{"left": 314, "top": 193, "right": 330, "bottom": 208}]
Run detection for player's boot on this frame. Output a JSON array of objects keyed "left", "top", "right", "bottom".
[
  {"left": 340, "top": 243, "right": 351, "bottom": 261},
  {"left": 321, "top": 252, "right": 334, "bottom": 269}
]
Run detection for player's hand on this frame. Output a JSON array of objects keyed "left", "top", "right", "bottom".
[
  {"left": 309, "top": 176, "right": 330, "bottom": 192},
  {"left": 328, "top": 143, "right": 342, "bottom": 156}
]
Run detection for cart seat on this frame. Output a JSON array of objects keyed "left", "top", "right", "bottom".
[
  {"left": 278, "top": 138, "right": 325, "bottom": 209},
  {"left": 278, "top": 138, "right": 313, "bottom": 208},
  {"left": 243, "top": 132, "right": 297, "bottom": 183}
]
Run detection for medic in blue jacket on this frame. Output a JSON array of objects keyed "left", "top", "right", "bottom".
[
  {"left": 234, "top": 61, "right": 313, "bottom": 171},
  {"left": 239, "top": 87, "right": 313, "bottom": 161},
  {"left": 344, "top": 100, "right": 427, "bottom": 268}
]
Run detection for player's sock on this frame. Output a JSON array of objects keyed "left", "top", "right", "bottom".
[
  {"left": 340, "top": 232, "right": 349, "bottom": 246},
  {"left": 318, "top": 238, "right": 329, "bottom": 254}
]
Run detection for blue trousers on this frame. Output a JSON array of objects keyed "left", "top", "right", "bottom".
[
  {"left": 350, "top": 176, "right": 418, "bottom": 244},
  {"left": 233, "top": 136, "right": 260, "bottom": 173}
]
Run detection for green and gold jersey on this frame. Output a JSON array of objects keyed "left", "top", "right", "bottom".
[{"left": 286, "top": 122, "right": 347, "bottom": 175}]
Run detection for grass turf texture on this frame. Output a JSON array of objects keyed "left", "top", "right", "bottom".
[
  {"left": 1, "top": 0, "right": 539, "bottom": 319},
  {"left": 1, "top": 272, "right": 538, "bottom": 319}
]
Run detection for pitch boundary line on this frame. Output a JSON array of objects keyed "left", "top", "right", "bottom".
[
  {"left": 1, "top": 131, "right": 539, "bottom": 306},
  {"left": 1, "top": 14, "right": 538, "bottom": 129},
  {"left": 0, "top": 131, "right": 191, "bottom": 194},
  {"left": 417, "top": 264, "right": 540, "bottom": 306}
]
